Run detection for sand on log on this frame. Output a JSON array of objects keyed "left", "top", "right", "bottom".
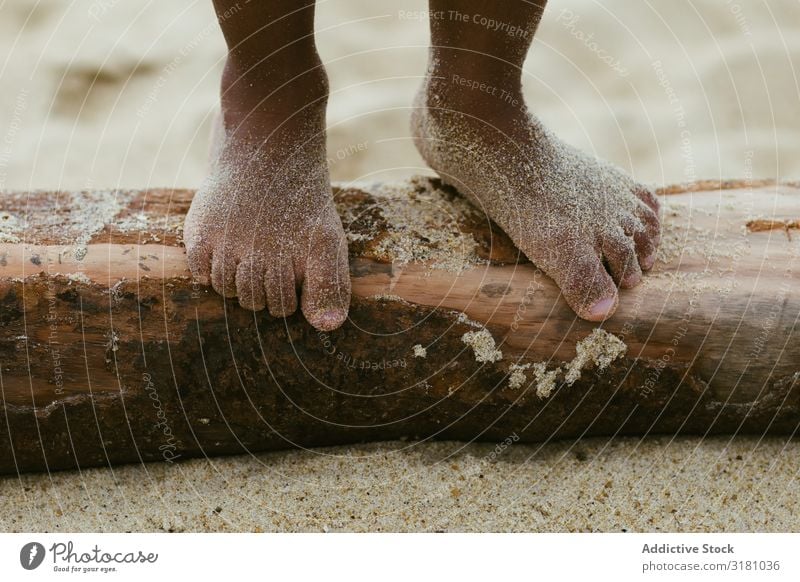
[{"left": 0, "top": 177, "right": 798, "bottom": 473}]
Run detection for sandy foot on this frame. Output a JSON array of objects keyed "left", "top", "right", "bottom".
[
  {"left": 412, "top": 85, "right": 661, "bottom": 321},
  {"left": 184, "top": 102, "right": 350, "bottom": 331}
]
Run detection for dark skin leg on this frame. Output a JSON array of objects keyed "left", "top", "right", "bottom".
[
  {"left": 413, "top": 0, "right": 661, "bottom": 320},
  {"left": 184, "top": 0, "right": 350, "bottom": 331}
]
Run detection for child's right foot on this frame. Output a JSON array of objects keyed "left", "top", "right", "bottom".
[
  {"left": 412, "top": 83, "right": 660, "bottom": 321},
  {"left": 417, "top": 0, "right": 660, "bottom": 321},
  {"left": 183, "top": 59, "right": 350, "bottom": 331}
]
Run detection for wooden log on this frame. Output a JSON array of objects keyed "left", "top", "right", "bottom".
[{"left": 0, "top": 177, "right": 798, "bottom": 474}]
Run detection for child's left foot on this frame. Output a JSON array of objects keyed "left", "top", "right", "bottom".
[{"left": 412, "top": 82, "right": 661, "bottom": 321}]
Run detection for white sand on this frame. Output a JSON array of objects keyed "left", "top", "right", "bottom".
[
  {"left": 1, "top": 0, "right": 799, "bottom": 532},
  {"left": 3, "top": 438, "right": 800, "bottom": 532}
]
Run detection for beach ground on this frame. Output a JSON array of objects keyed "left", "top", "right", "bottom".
[{"left": 1, "top": 0, "right": 798, "bottom": 532}]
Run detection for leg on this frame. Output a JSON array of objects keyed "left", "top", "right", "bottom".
[
  {"left": 413, "top": 1, "right": 661, "bottom": 321},
  {"left": 184, "top": 0, "right": 350, "bottom": 330}
]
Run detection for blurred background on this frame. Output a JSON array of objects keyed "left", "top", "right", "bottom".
[
  {"left": 1, "top": 0, "right": 799, "bottom": 532},
  {"left": 0, "top": 0, "right": 798, "bottom": 193}
]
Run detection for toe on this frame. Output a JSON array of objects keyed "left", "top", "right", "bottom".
[
  {"left": 211, "top": 250, "right": 238, "bottom": 298},
  {"left": 603, "top": 229, "right": 642, "bottom": 289},
  {"left": 236, "top": 258, "right": 266, "bottom": 311},
  {"left": 635, "top": 185, "right": 660, "bottom": 214},
  {"left": 545, "top": 240, "right": 619, "bottom": 322},
  {"left": 265, "top": 258, "right": 298, "bottom": 318},
  {"left": 300, "top": 224, "right": 351, "bottom": 331},
  {"left": 185, "top": 237, "right": 212, "bottom": 285},
  {"left": 183, "top": 218, "right": 212, "bottom": 285},
  {"left": 633, "top": 202, "right": 660, "bottom": 270}
]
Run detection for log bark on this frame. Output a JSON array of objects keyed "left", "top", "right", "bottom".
[{"left": 0, "top": 178, "right": 798, "bottom": 474}]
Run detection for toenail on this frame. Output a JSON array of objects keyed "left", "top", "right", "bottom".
[
  {"left": 316, "top": 310, "right": 346, "bottom": 330},
  {"left": 642, "top": 253, "right": 656, "bottom": 270},
  {"left": 589, "top": 297, "right": 616, "bottom": 319}
]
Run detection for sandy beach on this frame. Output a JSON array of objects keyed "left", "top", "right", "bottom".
[{"left": 1, "top": 0, "right": 799, "bottom": 532}]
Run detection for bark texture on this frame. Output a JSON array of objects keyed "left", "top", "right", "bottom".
[{"left": 0, "top": 178, "right": 798, "bottom": 474}]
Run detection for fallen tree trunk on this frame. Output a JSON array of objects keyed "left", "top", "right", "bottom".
[{"left": 0, "top": 177, "right": 798, "bottom": 474}]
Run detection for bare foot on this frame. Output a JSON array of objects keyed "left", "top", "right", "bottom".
[
  {"left": 184, "top": 64, "right": 350, "bottom": 331},
  {"left": 412, "top": 85, "right": 660, "bottom": 321}
]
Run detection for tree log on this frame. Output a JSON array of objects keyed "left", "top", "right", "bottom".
[{"left": 0, "top": 177, "right": 798, "bottom": 474}]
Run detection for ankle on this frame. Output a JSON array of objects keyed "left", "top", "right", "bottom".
[
  {"left": 423, "top": 67, "right": 525, "bottom": 120},
  {"left": 220, "top": 54, "right": 329, "bottom": 125}
]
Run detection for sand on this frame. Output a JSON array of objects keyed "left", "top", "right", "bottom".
[
  {"left": 3, "top": 438, "right": 799, "bottom": 532},
  {"left": 504, "top": 328, "right": 627, "bottom": 398},
  {"left": 1, "top": 0, "right": 799, "bottom": 532}
]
